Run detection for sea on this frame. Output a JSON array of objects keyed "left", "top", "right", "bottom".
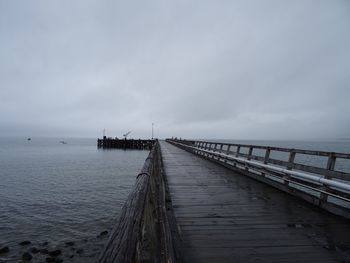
[
  {"left": 0, "top": 137, "right": 349, "bottom": 262},
  {"left": 0, "top": 137, "right": 149, "bottom": 262}
]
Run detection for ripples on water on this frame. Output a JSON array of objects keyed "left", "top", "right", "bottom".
[{"left": 0, "top": 137, "right": 149, "bottom": 262}]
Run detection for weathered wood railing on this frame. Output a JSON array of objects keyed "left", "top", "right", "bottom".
[
  {"left": 166, "top": 139, "right": 350, "bottom": 219},
  {"left": 97, "top": 140, "right": 182, "bottom": 263}
]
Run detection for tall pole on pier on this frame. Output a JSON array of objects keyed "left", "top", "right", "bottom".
[{"left": 152, "top": 123, "right": 154, "bottom": 139}]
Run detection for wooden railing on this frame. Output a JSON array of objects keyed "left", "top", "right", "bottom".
[
  {"left": 166, "top": 139, "right": 350, "bottom": 219},
  {"left": 97, "top": 140, "right": 182, "bottom": 263}
]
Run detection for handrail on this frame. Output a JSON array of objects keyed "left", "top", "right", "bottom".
[
  {"left": 97, "top": 141, "right": 182, "bottom": 263},
  {"left": 168, "top": 139, "right": 350, "bottom": 180},
  {"left": 166, "top": 139, "right": 350, "bottom": 219},
  {"left": 195, "top": 140, "right": 350, "bottom": 159}
]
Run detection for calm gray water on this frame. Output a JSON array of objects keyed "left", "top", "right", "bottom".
[{"left": 0, "top": 137, "right": 149, "bottom": 262}]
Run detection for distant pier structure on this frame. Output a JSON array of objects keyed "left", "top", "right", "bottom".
[{"left": 97, "top": 136, "right": 155, "bottom": 150}]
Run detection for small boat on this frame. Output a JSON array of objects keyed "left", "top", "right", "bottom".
[
  {"left": 59, "top": 141, "right": 67, "bottom": 144},
  {"left": 27, "top": 138, "right": 31, "bottom": 141}
]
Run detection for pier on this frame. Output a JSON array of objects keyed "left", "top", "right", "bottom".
[
  {"left": 98, "top": 139, "right": 350, "bottom": 263},
  {"left": 97, "top": 137, "right": 155, "bottom": 150}
]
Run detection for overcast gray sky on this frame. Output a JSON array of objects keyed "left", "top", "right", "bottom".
[{"left": 0, "top": 0, "right": 349, "bottom": 140}]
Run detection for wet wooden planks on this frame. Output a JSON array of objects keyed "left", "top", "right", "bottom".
[{"left": 160, "top": 141, "right": 350, "bottom": 263}]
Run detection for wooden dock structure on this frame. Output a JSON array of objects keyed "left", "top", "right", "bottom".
[
  {"left": 97, "top": 137, "right": 154, "bottom": 150},
  {"left": 98, "top": 139, "right": 350, "bottom": 263}
]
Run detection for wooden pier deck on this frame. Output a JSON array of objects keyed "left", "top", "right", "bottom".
[{"left": 160, "top": 141, "right": 350, "bottom": 263}]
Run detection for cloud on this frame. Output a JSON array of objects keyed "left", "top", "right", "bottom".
[{"left": 0, "top": 0, "right": 349, "bottom": 139}]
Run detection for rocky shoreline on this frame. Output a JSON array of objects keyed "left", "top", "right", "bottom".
[{"left": 0, "top": 230, "right": 109, "bottom": 262}]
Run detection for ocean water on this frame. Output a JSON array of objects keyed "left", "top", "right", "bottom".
[{"left": 0, "top": 137, "right": 149, "bottom": 262}]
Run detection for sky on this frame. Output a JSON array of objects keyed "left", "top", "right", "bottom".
[{"left": 0, "top": 0, "right": 349, "bottom": 140}]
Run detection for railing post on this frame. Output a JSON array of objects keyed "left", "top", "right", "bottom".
[
  {"left": 213, "top": 143, "right": 218, "bottom": 160},
  {"left": 320, "top": 153, "right": 336, "bottom": 202},
  {"left": 201, "top": 142, "right": 205, "bottom": 156},
  {"left": 246, "top": 147, "right": 253, "bottom": 171},
  {"left": 205, "top": 143, "right": 210, "bottom": 157},
  {"left": 209, "top": 143, "right": 214, "bottom": 158},
  {"left": 198, "top": 142, "right": 203, "bottom": 155},
  {"left": 224, "top": 145, "right": 231, "bottom": 163},
  {"left": 261, "top": 147, "right": 271, "bottom": 177},
  {"left": 218, "top": 144, "right": 223, "bottom": 161},
  {"left": 264, "top": 148, "right": 271, "bottom": 164},
  {"left": 204, "top": 142, "right": 208, "bottom": 157},
  {"left": 326, "top": 153, "right": 336, "bottom": 171},
  {"left": 194, "top": 141, "right": 198, "bottom": 154},
  {"left": 284, "top": 151, "right": 296, "bottom": 186},
  {"left": 247, "top": 147, "right": 253, "bottom": 160},
  {"left": 234, "top": 146, "right": 240, "bottom": 167}
]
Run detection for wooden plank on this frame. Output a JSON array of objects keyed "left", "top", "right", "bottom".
[{"left": 160, "top": 141, "right": 350, "bottom": 263}]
